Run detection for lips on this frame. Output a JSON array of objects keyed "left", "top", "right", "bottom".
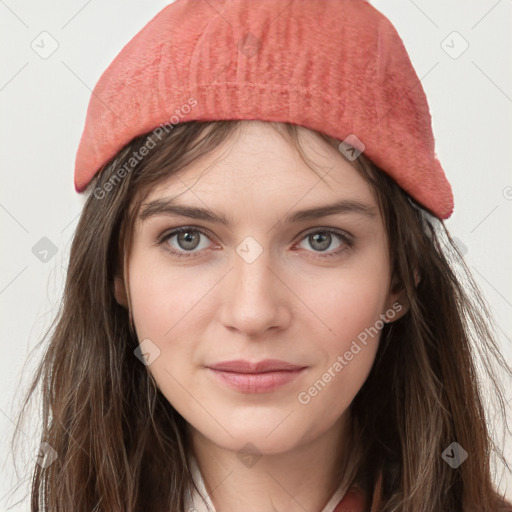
[
  {"left": 207, "top": 359, "right": 306, "bottom": 373},
  {"left": 206, "top": 359, "right": 308, "bottom": 393}
]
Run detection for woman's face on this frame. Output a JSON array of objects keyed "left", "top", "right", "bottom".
[{"left": 117, "top": 121, "right": 405, "bottom": 455}]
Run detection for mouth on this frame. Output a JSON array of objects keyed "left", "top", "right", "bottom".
[{"left": 206, "top": 359, "right": 307, "bottom": 393}]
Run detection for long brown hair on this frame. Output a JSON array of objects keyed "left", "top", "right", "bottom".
[{"left": 10, "top": 120, "right": 512, "bottom": 511}]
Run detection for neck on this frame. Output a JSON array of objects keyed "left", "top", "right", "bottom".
[{"left": 188, "top": 410, "right": 360, "bottom": 512}]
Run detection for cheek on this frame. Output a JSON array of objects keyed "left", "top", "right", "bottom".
[
  {"left": 293, "top": 268, "right": 390, "bottom": 407},
  {"left": 127, "top": 255, "right": 205, "bottom": 406},
  {"left": 127, "top": 249, "right": 210, "bottom": 340},
  {"left": 126, "top": 251, "right": 217, "bottom": 398},
  {"left": 303, "top": 267, "right": 390, "bottom": 350}
]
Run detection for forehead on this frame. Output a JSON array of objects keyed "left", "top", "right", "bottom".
[{"left": 143, "top": 121, "right": 376, "bottom": 207}]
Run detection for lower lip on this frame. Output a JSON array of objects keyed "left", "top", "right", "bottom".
[{"left": 207, "top": 368, "right": 306, "bottom": 393}]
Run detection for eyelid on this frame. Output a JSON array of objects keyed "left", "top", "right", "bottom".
[
  {"left": 299, "top": 226, "right": 353, "bottom": 242},
  {"left": 155, "top": 225, "right": 212, "bottom": 254}
]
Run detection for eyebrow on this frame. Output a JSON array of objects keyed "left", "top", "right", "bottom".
[{"left": 138, "top": 197, "right": 378, "bottom": 225}]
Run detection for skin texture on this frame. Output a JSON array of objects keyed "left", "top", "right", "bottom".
[{"left": 115, "top": 121, "right": 408, "bottom": 512}]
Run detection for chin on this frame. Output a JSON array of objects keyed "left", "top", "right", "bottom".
[{"left": 207, "top": 427, "right": 304, "bottom": 456}]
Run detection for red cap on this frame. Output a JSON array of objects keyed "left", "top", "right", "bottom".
[{"left": 74, "top": 0, "right": 454, "bottom": 219}]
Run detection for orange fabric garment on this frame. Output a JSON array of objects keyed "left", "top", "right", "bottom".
[
  {"left": 333, "top": 476, "right": 512, "bottom": 512},
  {"left": 333, "top": 484, "right": 367, "bottom": 511},
  {"left": 73, "top": 0, "right": 454, "bottom": 219}
]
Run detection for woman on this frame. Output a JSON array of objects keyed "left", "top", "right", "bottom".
[{"left": 13, "top": 1, "right": 512, "bottom": 510}]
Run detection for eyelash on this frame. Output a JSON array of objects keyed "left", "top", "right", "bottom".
[{"left": 155, "top": 226, "right": 354, "bottom": 260}]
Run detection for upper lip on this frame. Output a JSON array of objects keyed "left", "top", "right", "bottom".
[{"left": 207, "top": 359, "right": 306, "bottom": 373}]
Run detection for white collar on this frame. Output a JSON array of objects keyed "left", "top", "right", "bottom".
[{"left": 184, "top": 454, "right": 351, "bottom": 512}]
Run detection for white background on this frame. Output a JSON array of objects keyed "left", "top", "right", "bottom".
[{"left": 0, "top": 0, "right": 511, "bottom": 509}]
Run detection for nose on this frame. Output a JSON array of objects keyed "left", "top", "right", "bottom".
[{"left": 218, "top": 247, "right": 292, "bottom": 337}]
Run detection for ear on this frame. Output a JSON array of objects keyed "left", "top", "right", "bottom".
[
  {"left": 384, "top": 288, "right": 410, "bottom": 322},
  {"left": 113, "top": 275, "right": 129, "bottom": 308},
  {"left": 384, "top": 270, "right": 420, "bottom": 323}
]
